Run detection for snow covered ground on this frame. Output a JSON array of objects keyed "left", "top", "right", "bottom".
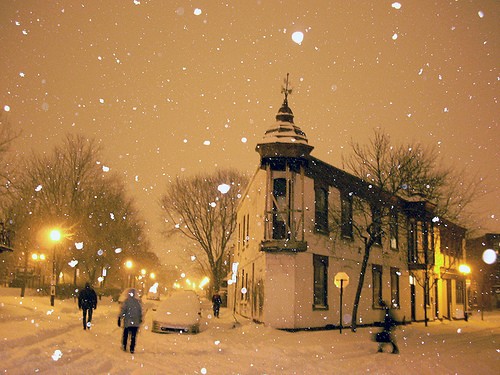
[{"left": 0, "top": 288, "right": 498, "bottom": 375}]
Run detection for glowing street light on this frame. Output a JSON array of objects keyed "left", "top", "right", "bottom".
[
  {"left": 459, "top": 264, "right": 471, "bottom": 275},
  {"left": 125, "top": 260, "right": 134, "bottom": 287},
  {"left": 459, "top": 264, "right": 471, "bottom": 321}
]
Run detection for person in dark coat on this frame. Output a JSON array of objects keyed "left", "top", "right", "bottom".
[
  {"left": 78, "top": 282, "right": 98, "bottom": 330},
  {"left": 212, "top": 293, "right": 222, "bottom": 318},
  {"left": 118, "top": 288, "right": 143, "bottom": 354},
  {"left": 377, "top": 300, "right": 399, "bottom": 354}
]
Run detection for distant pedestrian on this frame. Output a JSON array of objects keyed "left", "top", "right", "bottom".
[
  {"left": 78, "top": 282, "right": 98, "bottom": 330},
  {"left": 376, "top": 300, "right": 399, "bottom": 354},
  {"left": 212, "top": 292, "right": 222, "bottom": 318},
  {"left": 118, "top": 288, "right": 143, "bottom": 354}
]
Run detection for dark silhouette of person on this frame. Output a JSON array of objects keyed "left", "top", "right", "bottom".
[
  {"left": 118, "top": 288, "right": 143, "bottom": 354},
  {"left": 376, "top": 300, "right": 399, "bottom": 354},
  {"left": 212, "top": 293, "right": 222, "bottom": 318},
  {"left": 78, "top": 282, "right": 98, "bottom": 330}
]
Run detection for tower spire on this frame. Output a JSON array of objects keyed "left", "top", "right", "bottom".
[{"left": 281, "top": 73, "right": 292, "bottom": 107}]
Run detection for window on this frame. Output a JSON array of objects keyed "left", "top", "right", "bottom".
[
  {"left": 272, "top": 178, "right": 287, "bottom": 239},
  {"left": 371, "top": 205, "right": 382, "bottom": 245},
  {"left": 372, "top": 264, "right": 383, "bottom": 308},
  {"left": 390, "top": 267, "right": 400, "bottom": 309},
  {"left": 408, "top": 218, "right": 417, "bottom": 263},
  {"left": 389, "top": 207, "right": 398, "bottom": 250},
  {"left": 341, "top": 192, "right": 353, "bottom": 238},
  {"left": 315, "top": 187, "right": 328, "bottom": 233},
  {"left": 313, "top": 255, "right": 328, "bottom": 309}
]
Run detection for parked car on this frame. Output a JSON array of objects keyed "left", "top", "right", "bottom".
[{"left": 151, "top": 290, "right": 202, "bottom": 334}]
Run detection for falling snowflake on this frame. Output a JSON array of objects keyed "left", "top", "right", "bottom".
[
  {"left": 392, "top": 2, "right": 402, "bottom": 10},
  {"left": 51, "top": 350, "right": 63, "bottom": 361},
  {"left": 218, "top": 183, "right": 230, "bottom": 194},
  {"left": 292, "top": 31, "right": 304, "bottom": 45}
]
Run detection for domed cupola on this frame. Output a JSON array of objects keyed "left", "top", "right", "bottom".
[
  {"left": 255, "top": 75, "right": 310, "bottom": 253},
  {"left": 256, "top": 75, "right": 314, "bottom": 159}
]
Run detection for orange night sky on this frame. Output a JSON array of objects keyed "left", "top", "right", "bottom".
[{"left": 1, "top": 1, "right": 498, "bottom": 263}]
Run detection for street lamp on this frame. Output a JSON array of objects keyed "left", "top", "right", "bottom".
[
  {"left": 49, "top": 229, "right": 62, "bottom": 306},
  {"left": 459, "top": 264, "right": 471, "bottom": 321},
  {"left": 125, "top": 260, "right": 133, "bottom": 288}
]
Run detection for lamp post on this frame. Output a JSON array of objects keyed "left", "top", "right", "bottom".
[
  {"left": 49, "top": 229, "right": 62, "bottom": 306},
  {"left": 125, "top": 260, "right": 133, "bottom": 288},
  {"left": 459, "top": 264, "right": 471, "bottom": 321}
]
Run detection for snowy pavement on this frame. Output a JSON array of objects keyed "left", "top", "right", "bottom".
[{"left": 0, "top": 290, "right": 499, "bottom": 374}]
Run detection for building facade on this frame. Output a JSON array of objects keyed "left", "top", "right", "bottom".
[{"left": 228, "top": 92, "right": 468, "bottom": 329}]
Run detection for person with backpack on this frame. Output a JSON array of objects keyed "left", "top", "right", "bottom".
[
  {"left": 118, "top": 288, "right": 143, "bottom": 354},
  {"left": 78, "top": 282, "right": 98, "bottom": 330},
  {"left": 212, "top": 293, "right": 222, "bottom": 318},
  {"left": 376, "top": 300, "right": 399, "bottom": 354}
]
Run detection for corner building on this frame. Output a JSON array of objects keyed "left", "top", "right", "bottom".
[{"left": 228, "top": 92, "right": 468, "bottom": 330}]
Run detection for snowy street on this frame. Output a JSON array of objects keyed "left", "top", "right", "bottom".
[{"left": 0, "top": 290, "right": 498, "bottom": 374}]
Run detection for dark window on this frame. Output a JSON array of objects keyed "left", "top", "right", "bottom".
[
  {"left": 389, "top": 207, "right": 398, "bottom": 250},
  {"left": 341, "top": 192, "right": 353, "bottom": 238},
  {"left": 372, "top": 264, "right": 383, "bottom": 308},
  {"left": 371, "top": 205, "right": 382, "bottom": 245},
  {"left": 313, "top": 254, "right": 329, "bottom": 309},
  {"left": 390, "top": 267, "right": 400, "bottom": 309},
  {"left": 272, "top": 178, "right": 287, "bottom": 239},
  {"left": 408, "top": 218, "right": 417, "bottom": 263},
  {"left": 315, "top": 187, "right": 328, "bottom": 233}
]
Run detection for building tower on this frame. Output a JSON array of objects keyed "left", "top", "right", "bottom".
[{"left": 255, "top": 74, "right": 314, "bottom": 252}]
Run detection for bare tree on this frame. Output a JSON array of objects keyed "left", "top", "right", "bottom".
[
  {"left": 343, "top": 129, "right": 480, "bottom": 225},
  {"left": 7, "top": 134, "right": 151, "bottom": 288},
  {"left": 342, "top": 129, "right": 481, "bottom": 331},
  {"left": 0, "top": 114, "right": 19, "bottom": 199},
  {"left": 160, "top": 169, "right": 248, "bottom": 295}
]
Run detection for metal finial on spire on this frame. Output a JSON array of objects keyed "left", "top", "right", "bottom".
[{"left": 281, "top": 73, "right": 292, "bottom": 106}]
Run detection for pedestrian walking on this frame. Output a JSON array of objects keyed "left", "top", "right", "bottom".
[
  {"left": 375, "top": 300, "right": 399, "bottom": 354},
  {"left": 78, "top": 282, "right": 98, "bottom": 330},
  {"left": 118, "top": 288, "right": 143, "bottom": 354},
  {"left": 212, "top": 292, "right": 222, "bottom": 318}
]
